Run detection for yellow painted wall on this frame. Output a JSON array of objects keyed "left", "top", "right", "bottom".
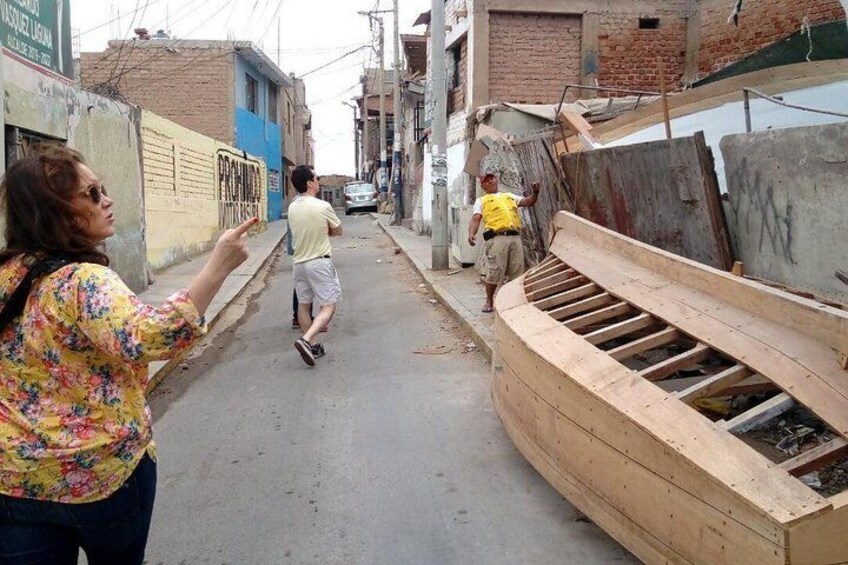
[{"left": 141, "top": 111, "right": 267, "bottom": 271}]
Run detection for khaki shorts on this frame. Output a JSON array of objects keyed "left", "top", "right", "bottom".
[
  {"left": 484, "top": 235, "right": 524, "bottom": 286},
  {"left": 293, "top": 258, "right": 342, "bottom": 306}
]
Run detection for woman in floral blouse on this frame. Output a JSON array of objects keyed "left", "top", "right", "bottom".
[{"left": 0, "top": 146, "right": 257, "bottom": 564}]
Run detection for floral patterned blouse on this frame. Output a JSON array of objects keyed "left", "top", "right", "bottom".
[{"left": 0, "top": 256, "right": 206, "bottom": 503}]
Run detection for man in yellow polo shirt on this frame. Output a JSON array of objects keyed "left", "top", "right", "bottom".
[
  {"left": 288, "top": 165, "right": 343, "bottom": 366},
  {"left": 468, "top": 172, "right": 540, "bottom": 313}
]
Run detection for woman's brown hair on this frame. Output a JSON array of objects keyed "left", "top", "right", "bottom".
[{"left": 0, "top": 145, "right": 109, "bottom": 266}]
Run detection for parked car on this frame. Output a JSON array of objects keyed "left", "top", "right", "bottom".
[{"left": 344, "top": 182, "right": 379, "bottom": 215}]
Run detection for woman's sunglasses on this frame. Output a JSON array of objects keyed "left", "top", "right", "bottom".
[{"left": 82, "top": 184, "right": 108, "bottom": 204}]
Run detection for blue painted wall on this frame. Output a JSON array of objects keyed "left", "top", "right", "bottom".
[{"left": 234, "top": 55, "right": 284, "bottom": 221}]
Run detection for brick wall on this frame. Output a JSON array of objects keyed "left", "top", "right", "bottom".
[
  {"left": 698, "top": 0, "right": 846, "bottom": 75},
  {"left": 488, "top": 12, "right": 582, "bottom": 104},
  {"left": 598, "top": 12, "right": 689, "bottom": 93},
  {"left": 81, "top": 43, "right": 236, "bottom": 145}
]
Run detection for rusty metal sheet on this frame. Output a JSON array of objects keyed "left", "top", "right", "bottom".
[{"left": 560, "top": 132, "right": 733, "bottom": 270}]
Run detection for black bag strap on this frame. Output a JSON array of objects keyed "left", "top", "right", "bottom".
[{"left": 0, "top": 255, "right": 74, "bottom": 332}]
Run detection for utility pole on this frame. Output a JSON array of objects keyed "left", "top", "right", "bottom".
[
  {"left": 361, "top": 76, "right": 371, "bottom": 181},
  {"left": 390, "top": 0, "right": 403, "bottom": 225},
  {"left": 431, "top": 0, "right": 449, "bottom": 269},
  {"left": 343, "top": 102, "right": 360, "bottom": 180},
  {"left": 377, "top": 17, "right": 388, "bottom": 200}
]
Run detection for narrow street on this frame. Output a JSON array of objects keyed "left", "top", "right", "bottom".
[{"left": 143, "top": 216, "right": 635, "bottom": 565}]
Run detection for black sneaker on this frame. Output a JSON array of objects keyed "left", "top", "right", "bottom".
[
  {"left": 295, "top": 338, "right": 315, "bottom": 366},
  {"left": 291, "top": 319, "right": 300, "bottom": 330},
  {"left": 311, "top": 343, "right": 325, "bottom": 359}
]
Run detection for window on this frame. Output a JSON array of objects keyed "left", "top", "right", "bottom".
[
  {"left": 449, "top": 46, "right": 461, "bottom": 89},
  {"left": 246, "top": 74, "right": 258, "bottom": 114},
  {"left": 268, "top": 83, "right": 278, "bottom": 123},
  {"left": 639, "top": 18, "right": 660, "bottom": 29}
]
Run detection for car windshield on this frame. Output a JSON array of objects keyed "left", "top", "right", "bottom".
[{"left": 345, "top": 184, "right": 373, "bottom": 195}]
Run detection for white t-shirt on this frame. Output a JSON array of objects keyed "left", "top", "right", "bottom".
[
  {"left": 472, "top": 192, "right": 523, "bottom": 231},
  {"left": 288, "top": 196, "right": 342, "bottom": 264}
]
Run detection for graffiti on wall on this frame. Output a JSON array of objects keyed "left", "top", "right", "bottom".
[{"left": 217, "top": 149, "right": 263, "bottom": 229}]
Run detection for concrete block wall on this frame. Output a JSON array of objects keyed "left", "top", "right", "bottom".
[
  {"left": 697, "top": 0, "right": 846, "bottom": 75},
  {"left": 141, "top": 111, "right": 267, "bottom": 272},
  {"left": 598, "top": 11, "right": 689, "bottom": 93},
  {"left": 80, "top": 43, "right": 236, "bottom": 146},
  {"left": 488, "top": 12, "right": 582, "bottom": 105}
]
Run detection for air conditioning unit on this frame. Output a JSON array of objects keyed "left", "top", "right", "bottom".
[{"left": 450, "top": 204, "right": 480, "bottom": 267}]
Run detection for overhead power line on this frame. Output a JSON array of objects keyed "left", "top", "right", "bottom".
[
  {"left": 299, "top": 45, "right": 370, "bottom": 78},
  {"left": 81, "top": 0, "right": 168, "bottom": 35}
]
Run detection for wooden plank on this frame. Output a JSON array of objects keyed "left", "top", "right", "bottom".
[
  {"left": 549, "top": 292, "right": 615, "bottom": 321},
  {"left": 532, "top": 282, "right": 599, "bottom": 311},
  {"left": 779, "top": 437, "right": 848, "bottom": 477},
  {"left": 525, "top": 268, "right": 578, "bottom": 292},
  {"left": 584, "top": 313, "right": 655, "bottom": 346},
  {"left": 564, "top": 302, "right": 634, "bottom": 331},
  {"left": 638, "top": 344, "right": 712, "bottom": 382},
  {"left": 676, "top": 364, "right": 754, "bottom": 404},
  {"left": 549, "top": 224, "right": 848, "bottom": 436},
  {"left": 722, "top": 393, "right": 795, "bottom": 434},
  {"left": 789, "top": 490, "right": 848, "bottom": 564},
  {"left": 526, "top": 275, "right": 588, "bottom": 302},
  {"left": 493, "top": 334, "right": 790, "bottom": 562},
  {"left": 606, "top": 327, "right": 680, "bottom": 361},
  {"left": 496, "top": 306, "right": 826, "bottom": 537},
  {"left": 525, "top": 259, "right": 566, "bottom": 283}
]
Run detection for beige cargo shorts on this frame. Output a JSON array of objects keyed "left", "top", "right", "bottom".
[
  {"left": 293, "top": 258, "right": 342, "bottom": 306},
  {"left": 484, "top": 235, "right": 524, "bottom": 286}
]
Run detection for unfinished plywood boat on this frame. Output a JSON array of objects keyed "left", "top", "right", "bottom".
[{"left": 493, "top": 212, "right": 848, "bottom": 565}]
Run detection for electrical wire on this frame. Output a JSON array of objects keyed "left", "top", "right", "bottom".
[
  {"left": 80, "top": 0, "right": 168, "bottom": 35},
  {"left": 299, "top": 45, "right": 370, "bottom": 78}
]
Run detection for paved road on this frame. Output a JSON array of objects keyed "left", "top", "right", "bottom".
[{"left": 143, "top": 216, "right": 636, "bottom": 564}]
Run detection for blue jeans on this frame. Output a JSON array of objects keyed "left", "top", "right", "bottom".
[{"left": 0, "top": 454, "right": 156, "bottom": 565}]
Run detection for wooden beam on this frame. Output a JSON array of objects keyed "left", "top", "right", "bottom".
[
  {"left": 525, "top": 263, "right": 568, "bottom": 285},
  {"left": 525, "top": 268, "right": 578, "bottom": 292},
  {"left": 526, "top": 275, "right": 588, "bottom": 302},
  {"left": 722, "top": 393, "right": 795, "bottom": 434},
  {"left": 549, "top": 292, "right": 615, "bottom": 321},
  {"left": 533, "top": 282, "right": 599, "bottom": 311},
  {"left": 525, "top": 259, "right": 567, "bottom": 283},
  {"left": 565, "top": 302, "right": 634, "bottom": 331},
  {"left": 676, "top": 364, "right": 754, "bottom": 404},
  {"left": 584, "top": 313, "right": 655, "bottom": 346},
  {"left": 638, "top": 344, "right": 712, "bottom": 382},
  {"left": 779, "top": 437, "right": 848, "bottom": 477},
  {"left": 606, "top": 327, "right": 680, "bottom": 361}
]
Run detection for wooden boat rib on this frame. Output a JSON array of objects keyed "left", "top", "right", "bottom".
[{"left": 493, "top": 212, "right": 848, "bottom": 565}]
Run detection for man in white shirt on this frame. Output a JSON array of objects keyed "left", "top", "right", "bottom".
[
  {"left": 468, "top": 172, "right": 540, "bottom": 313},
  {"left": 288, "top": 165, "right": 343, "bottom": 366}
]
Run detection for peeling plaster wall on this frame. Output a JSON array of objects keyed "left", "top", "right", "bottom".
[{"left": 2, "top": 55, "right": 147, "bottom": 293}]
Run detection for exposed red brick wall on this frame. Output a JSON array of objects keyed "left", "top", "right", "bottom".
[
  {"left": 449, "top": 39, "right": 467, "bottom": 114},
  {"left": 488, "top": 13, "right": 582, "bottom": 104},
  {"left": 81, "top": 44, "right": 235, "bottom": 145},
  {"left": 698, "top": 0, "right": 846, "bottom": 75},
  {"left": 598, "top": 12, "right": 689, "bottom": 94}
]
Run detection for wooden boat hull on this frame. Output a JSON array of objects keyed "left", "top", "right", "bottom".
[{"left": 493, "top": 212, "right": 848, "bottom": 564}]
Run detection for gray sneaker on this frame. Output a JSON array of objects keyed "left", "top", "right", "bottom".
[{"left": 295, "top": 338, "right": 315, "bottom": 366}]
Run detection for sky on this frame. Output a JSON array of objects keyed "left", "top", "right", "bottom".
[{"left": 71, "top": 0, "right": 431, "bottom": 176}]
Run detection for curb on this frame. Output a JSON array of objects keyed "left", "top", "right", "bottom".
[
  {"left": 373, "top": 217, "right": 495, "bottom": 363},
  {"left": 146, "top": 235, "right": 285, "bottom": 393}
]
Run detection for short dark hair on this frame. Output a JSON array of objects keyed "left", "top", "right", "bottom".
[
  {"left": 0, "top": 145, "right": 109, "bottom": 266},
  {"left": 292, "top": 165, "right": 315, "bottom": 193}
]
